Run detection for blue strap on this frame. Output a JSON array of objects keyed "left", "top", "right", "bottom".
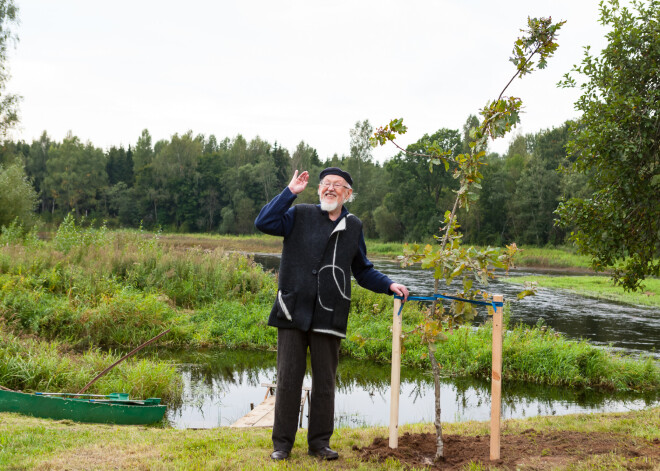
[{"left": 393, "top": 294, "right": 504, "bottom": 316}]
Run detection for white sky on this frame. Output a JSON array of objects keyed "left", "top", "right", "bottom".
[{"left": 7, "top": 1, "right": 609, "bottom": 162}]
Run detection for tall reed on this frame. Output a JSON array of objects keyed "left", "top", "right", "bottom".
[{"left": 0, "top": 324, "right": 181, "bottom": 399}]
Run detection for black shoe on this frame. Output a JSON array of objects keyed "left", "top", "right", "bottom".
[
  {"left": 308, "top": 446, "right": 339, "bottom": 460},
  {"left": 270, "top": 450, "right": 290, "bottom": 461}
]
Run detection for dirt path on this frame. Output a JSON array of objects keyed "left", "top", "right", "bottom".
[{"left": 355, "top": 430, "right": 660, "bottom": 470}]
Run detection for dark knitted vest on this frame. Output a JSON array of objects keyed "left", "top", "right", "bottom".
[{"left": 268, "top": 204, "right": 362, "bottom": 338}]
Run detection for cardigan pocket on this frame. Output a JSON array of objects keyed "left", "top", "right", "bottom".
[
  {"left": 331, "top": 297, "right": 350, "bottom": 330},
  {"left": 276, "top": 290, "right": 296, "bottom": 322}
]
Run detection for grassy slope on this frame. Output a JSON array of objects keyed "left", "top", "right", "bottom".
[{"left": 1, "top": 407, "right": 657, "bottom": 470}]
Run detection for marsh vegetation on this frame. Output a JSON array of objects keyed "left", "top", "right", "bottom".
[{"left": 0, "top": 222, "right": 657, "bottom": 401}]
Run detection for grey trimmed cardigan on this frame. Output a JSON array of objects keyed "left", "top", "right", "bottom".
[{"left": 270, "top": 204, "right": 363, "bottom": 337}]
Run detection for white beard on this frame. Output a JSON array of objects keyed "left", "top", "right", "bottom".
[{"left": 320, "top": 200, "right": 339, "bottom": 212}]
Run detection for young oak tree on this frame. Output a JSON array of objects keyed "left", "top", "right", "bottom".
[
  {"left": 556, "top": 0, "right": 660, "bottom": 291},
  {"left": 371, "top": 17, "right": 565, "bottom": 459}
]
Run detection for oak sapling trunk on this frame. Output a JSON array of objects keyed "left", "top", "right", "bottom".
[
  {"left": 428, "top": 343, "right": 444, "bottom": 459},
  {"left": 371, "top": 16, "right": 564, "bottom": 459}
]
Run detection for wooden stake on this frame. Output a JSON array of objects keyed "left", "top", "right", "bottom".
[
  {"left": 389, "top": 298, "right": 403, "bottom": 449},
  {"left": 490, "top": 295, "right": 504, "bottom": 460}
]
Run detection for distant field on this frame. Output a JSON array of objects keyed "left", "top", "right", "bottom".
[
  {"left": 512, "top": 246, "right": 593, "bottom": 269},
  {"left": 366, "top": 242, "right": 594, "bottom": 269},
  {"left": 153, "top": 232, "right": 595, "bottom": 271},
  {"left": 505, "top": 275, "right": 660, "bottom": 308},
  {"left": 154, "top": 232, "right": 283, "bottom": 253}
]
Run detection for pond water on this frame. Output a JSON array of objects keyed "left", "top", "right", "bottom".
[
  {"left": 162, "top": 349, "right": 657, "bottom": 429},
  {"left": 160, "top": 254, "right": 658, "bottom": 429}
]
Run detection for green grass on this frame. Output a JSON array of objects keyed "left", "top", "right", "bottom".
[
  {"left": 512, "top": 245, "right": 594, "bottom": 269},
  {"left": 364, "top": 240, "right": 406, "bottom": 257},
  {"left": 504, "top": 275, "right": 660, "bottom": 308},
  {"left": 157, "top": 232, "right": 284, "bottom": 254},
  {"left": 28, "top": 224, "right": 617, "bottom": 270},
  {"left": 0, "top": 324, "right": 182, "bottom": 400},
  {"left": 1, "top": 407, "right": 657, "bottom": 470}
]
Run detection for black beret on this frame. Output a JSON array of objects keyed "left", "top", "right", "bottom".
[{"left": 319, "top": 167, "right": 353, "bottom": 186}]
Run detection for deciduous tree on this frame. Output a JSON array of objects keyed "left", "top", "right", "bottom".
[
  {"left": 43, "top": 133, "right": 107, "bottom": 215},
  {"left": 556, "top": 0, "right": 660, "bottom": 290},
  {"left": 0, "top": 162, "right": 37, "bottom": 228}
]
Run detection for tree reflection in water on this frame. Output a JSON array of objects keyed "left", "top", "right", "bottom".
[{"left": 149, "top": 348, "right": 658, "bottom": 429}]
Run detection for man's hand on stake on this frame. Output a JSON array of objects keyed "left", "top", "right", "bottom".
[
  {"left": 288, "top": 170, "right": 309, "bottom": 195},
  {"left": 390, "top": 283, "right": 409, "bottom": 301}
]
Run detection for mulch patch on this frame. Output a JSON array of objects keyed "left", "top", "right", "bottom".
[{"left": 354, "top": 430, "right": 660, "bottom": 470}]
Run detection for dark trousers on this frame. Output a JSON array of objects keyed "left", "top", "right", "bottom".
[{"left": 272, "top": 328, "right": 341, "bottom": 452}]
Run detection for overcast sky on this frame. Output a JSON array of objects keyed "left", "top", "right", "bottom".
[{"left": 7, "top": 1, "right": 610, "bottom": 162}]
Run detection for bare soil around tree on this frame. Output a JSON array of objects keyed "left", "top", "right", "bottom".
[{"left": 355, "top": 430, "right": 660, "bottom": 470}]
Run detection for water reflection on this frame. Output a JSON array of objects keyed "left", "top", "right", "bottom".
[
  {"left": 159, "top": 349, "right": 658, "bottom": 429},
  {"left": 254, "top": 254, "right": 660, "bottom": 357}
]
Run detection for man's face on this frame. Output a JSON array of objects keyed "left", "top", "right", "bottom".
[{"left": 318, "top": 176, "right": 352, "bottom": 211}]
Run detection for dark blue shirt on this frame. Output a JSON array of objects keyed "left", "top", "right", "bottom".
[{"left": 255, "top": 187, "right": 394, "bottom": 294}]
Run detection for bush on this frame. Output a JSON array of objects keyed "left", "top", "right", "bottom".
[{"left": 0, "top": 164, "right": 38, "bottom": 229}]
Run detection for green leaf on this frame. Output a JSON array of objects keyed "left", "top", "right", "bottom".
[{"left": 517, "top": 290, "right": 536, "bottom": 300}]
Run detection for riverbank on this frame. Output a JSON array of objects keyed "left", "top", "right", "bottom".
[
  {"left": 0, "top": 223, "right": 658, "bottom": 396},
  {"left": 1, "top": 407, "right": 658, "bottom": 470},
  {"left": 366, "top": 242, "right": 596, "bottom": 269},
  {"left": 0, "top": 325, "right": 182, "bottom": 400},
  {"left": 504, "top": 275, "right": 660, "bottom": 308}
]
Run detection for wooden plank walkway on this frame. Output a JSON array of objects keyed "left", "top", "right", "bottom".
[
  {"left": 231, "top": 383, "right": 310, "bottom": 428},
  {"left": 231, "top": 395, "right": 276, "bottom": 428}
]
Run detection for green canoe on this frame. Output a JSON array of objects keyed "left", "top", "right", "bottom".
[{"left": 0, "top": 390, "right": 167, "bottom": 425}]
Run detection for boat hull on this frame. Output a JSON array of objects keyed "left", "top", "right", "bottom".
[{"left": 0, "top": 390, "right": 167, "bottom": 425}]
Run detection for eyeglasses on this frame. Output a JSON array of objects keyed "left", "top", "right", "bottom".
[{"left": 319, "top": 180, "right": 351, "bottom": 190}]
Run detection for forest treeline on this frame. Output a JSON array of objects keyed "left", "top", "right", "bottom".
[{"left": 0, "top": 117, "right": 587, "bottom": 245}]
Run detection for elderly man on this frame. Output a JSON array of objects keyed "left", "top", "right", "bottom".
[{"left": 255, "top": 167, "right": 408, "bottom": 461}]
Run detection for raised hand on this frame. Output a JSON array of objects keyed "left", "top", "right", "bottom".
[{"left": 288, "top": 170, "right": 309, "bottom": 195}]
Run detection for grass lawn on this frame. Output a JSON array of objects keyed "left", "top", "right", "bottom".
[{"left": 1, "top": 407, "right": 658, "bottom": 470}]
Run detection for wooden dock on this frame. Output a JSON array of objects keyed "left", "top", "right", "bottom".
[{"left": 231, "top": 383, "right": 310, "bottom": 428}]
